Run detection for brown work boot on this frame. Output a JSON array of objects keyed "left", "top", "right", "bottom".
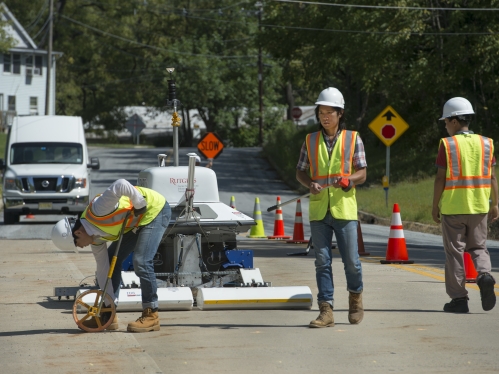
[
  {"left": 309, "top": 302, "right": 334, "bottom": 328},
  {"left": 127, "top": 307, "right": 160, "bottom": 333},
  {"left": 80, "top": 312, "right": 119, "bottom": 331},
  {"left": 348, "top": 292, "right": 364, "bottom": 324}
]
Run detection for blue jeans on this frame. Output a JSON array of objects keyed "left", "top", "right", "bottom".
[
  {"left": 108, "top": 203, "right": 171, "bottom": 310},
  {"left": 310, "top": 212, "right": 363, "bottom": 307}
]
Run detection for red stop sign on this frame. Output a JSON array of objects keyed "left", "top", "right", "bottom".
[
  {"left": 291, "top": 107, "right": 302, "bottom": 120},
  {"left": 381, "top": 124, "right": 396, "bottom": 139}
]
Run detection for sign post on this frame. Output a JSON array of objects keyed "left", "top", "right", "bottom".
[
  {"left": 197, "top": 132, "right": 225, "bottom": 160},
  {"left": 368, "top": 105, "right": 409, "bottom": 206},
  {"left": 291, "top": 107, "right": 302, "bottom": 125},
  {"left": 124, "top": 114, "right": 146, "bottom": 145}
]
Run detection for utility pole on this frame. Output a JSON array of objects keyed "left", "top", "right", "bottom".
[
  {"left": 256, "top": 2, "right": 263, "bottom": 146},
  {"left": 44, "top": 0, "right": 53, "bottom": 115}
]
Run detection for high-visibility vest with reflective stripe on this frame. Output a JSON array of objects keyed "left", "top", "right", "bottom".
[
  {"left": 83, "top": 186, "right": 166, "bottom": 241},
  {"left": 440, "top": 133, "right": 493, "bottom": 215},
  {"left": 306, "top": 130, "right": 358, "bottom": 221}
]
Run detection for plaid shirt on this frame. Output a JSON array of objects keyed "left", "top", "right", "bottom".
[{"left": 296, "top": 129, "right": 367, "bottom": 172}]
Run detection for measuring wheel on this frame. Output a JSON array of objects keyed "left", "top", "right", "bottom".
[{"left": 72, "top": 289, "right": 117, "bottom": 332}]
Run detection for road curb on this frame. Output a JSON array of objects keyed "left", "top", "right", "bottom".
[{"left": 358, "top": 210, "right": 442, "bottom": 236}]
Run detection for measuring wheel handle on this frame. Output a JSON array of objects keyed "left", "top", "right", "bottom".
[{"left": 72, "top": 289, "right": 117, "bottom": 332}]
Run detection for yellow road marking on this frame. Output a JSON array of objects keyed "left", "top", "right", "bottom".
[{"left": 360, "top": 256, "right": 499, "bottom": 295}]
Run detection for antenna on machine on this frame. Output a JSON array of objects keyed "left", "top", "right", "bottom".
[{"left": 166, "top": 68, "right": 182, "bottom": 166}]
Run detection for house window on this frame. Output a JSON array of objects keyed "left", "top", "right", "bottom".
[
  {"left": 26, "top": 55, "right": 42, "bottom": 76},
  {"left": 8, "top": 96, "right": 15, "bottom": 111},
  {"left": 12, "top": 54, "right": 20, "bottom": 74},
  {"left": 35, "top": 56, "right": 43, "bottom": 75},
  {"left": 26, "top": 56, "right": 32, "bottom": 76},
  {"left": 0, "top": 94, "right": 4, "bottom": 111},
  {"left": 29, "top": 97, "right": 38, "bottom": 115},
  {"left": 3, "top": 54, "right": 11, "bottom": 73}
]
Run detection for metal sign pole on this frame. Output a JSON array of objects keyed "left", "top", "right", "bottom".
[{"left": 385, "top": 146, "right": 390, "bottom": 207}]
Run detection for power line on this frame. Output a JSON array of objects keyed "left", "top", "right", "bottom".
[
  {"left": 60, "top": 14, "right": 258, "bottom": 59},
  {"left": 272, "top": 0, "right": 499, "bottom": 11},
  {"left": 260, "top": 22, "right": 499, "bottom": 36},
  {"left": 158, "top": 7, "right": 499, "bottom": 36},
  {"left": 25, "top": 0, "right": 49, "bottom": 32}
]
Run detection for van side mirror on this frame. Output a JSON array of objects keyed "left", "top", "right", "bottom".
[
  {"left": 0, "top": 159, "right": 4, "bottom": 171},
  {"left": 88, "top": 157, "right": 100, "bottom": 170}
]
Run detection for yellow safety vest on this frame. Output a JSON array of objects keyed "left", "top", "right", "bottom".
[
  {"left": 440, "top": 133, "right": 493, "bottom": 215},
  {"left": 306, "top": 130, "right": 358, "bottom": 221},
  {"left": 83, "top": 186, "right": 166, "bottom": 241}
]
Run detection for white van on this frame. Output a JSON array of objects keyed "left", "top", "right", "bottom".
[{"left": 0, "top": 115, "right": 99, "bottom": 224}]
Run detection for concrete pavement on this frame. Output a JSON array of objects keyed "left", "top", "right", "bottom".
[{"left": 1, "top": 235, "right": 498, "bottom": 373}]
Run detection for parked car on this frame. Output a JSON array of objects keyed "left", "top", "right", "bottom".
[{"left": 0, "top": 115, "right": 99, "bottom": 224}]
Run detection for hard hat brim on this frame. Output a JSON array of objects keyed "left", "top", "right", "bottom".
[
  {"left": 439, "top": 110, "right": 475, "bottom": 121},
  {"left": 315, "top": 101, "right": 344, "bottom": 109}
]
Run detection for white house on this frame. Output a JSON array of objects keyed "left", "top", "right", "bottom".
[
  {"left": 0, "top": 2, "right": 61, "bottom": 130},
  {"left": 86, "top": 106, "right": 208, "bottom": 144}
]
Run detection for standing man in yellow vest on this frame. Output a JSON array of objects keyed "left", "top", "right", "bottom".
[
  {"left": 51, "top": 179, "right": 171, "bottom": 332},
  {"left": 432, "top": 97, "right": 498, "bottom": 313},
  {"left": 296, "top": 87, "right": 367, "bottom": 328}
]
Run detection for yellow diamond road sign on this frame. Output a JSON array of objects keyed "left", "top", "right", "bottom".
[{"left": 368, "top": 105, "right": 409, "bottom": 147}]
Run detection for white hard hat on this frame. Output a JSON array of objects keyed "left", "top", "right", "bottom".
[
  {"left": 315, "top": 87, "right": 345, "bottom": 109},
  {"left": 51, "top": 217, "right": 78, "bottom": 252},
  {"left": 439, "top": 97, "right": 475, "bottom": 120}
]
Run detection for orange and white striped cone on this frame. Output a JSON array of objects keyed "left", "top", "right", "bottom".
[
  {"left": 357, "top": 221, "right": 370, "bottom": 256},
  {"left": 464, "top": 252, "right": 478, "bottom": 283},
  {"left": 267, "top": 196, "right": 291, "bottom": 240},
  {"left": 380, "top": 203, "right": 414, "bottom": 264},
  {"left": 286, "top": 199, "right": 308, "bottom": 244}
]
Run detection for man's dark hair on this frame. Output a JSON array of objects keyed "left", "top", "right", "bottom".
[
  {"left": 450, "top": 114, "right": 472, "bottom": 127},
  {"left": 71, "top": 218, "right": 82, "bottom": 244}
]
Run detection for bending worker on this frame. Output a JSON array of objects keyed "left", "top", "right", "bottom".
[
  {"left": 52, "top": 178, "right": 171, "bottom": 332},
  {"left": 432, "top": 97, "right": 497, "bottom": 313},
  {"left": 296, "top": 87, "right": 367, "bottom": 328}
]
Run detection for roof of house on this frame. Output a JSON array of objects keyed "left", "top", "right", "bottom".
[{"left": 0, "top": 2, "right": 62, "bottom": 55}]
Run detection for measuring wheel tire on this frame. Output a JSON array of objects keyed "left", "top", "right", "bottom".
[{"left": 72, "top": 289, "right": 117, "bottom": 332}]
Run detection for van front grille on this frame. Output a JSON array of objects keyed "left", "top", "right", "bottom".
[{"left": 20, "top": 176, "right": 74, "bottom": 193}]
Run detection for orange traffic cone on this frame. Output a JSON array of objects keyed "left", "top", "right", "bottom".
[
  {"left": 286, "top": 199, "right": 308, "bottom": 244},
  {"left": 357, "top": 221, "right": 370, "bottom": 256},
  {"left": 464, "top": 252, "right": 478, "bottom": 283},
  {"left": 380, "top": 203, "right": 414, "bottom": 264},
  {"left": 25, "top": 213, "right": 35, "bottom": 219},
  {"left": 267, "top": 196, "right": 291, "bottom": 240}
]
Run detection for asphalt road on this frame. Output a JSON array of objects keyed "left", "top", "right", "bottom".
[
  {"left": 1, "top": 146, "right": 499, "bottom": 373},
  {"left": 2, "top": 146, "right": 499, "bottom": 271}
]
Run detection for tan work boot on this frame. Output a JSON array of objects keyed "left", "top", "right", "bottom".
[
  {"left": 348, "top": 292, "right": 364, "bottom": 324},
  {"left": 127, "top": 307, "right": 160, "bottom": 332},
  {"left": 309, "top": 301, "right": 334, "bottom": 328},
  {"left": 80, "top": 312, "right": 119, "bottom": 331}
]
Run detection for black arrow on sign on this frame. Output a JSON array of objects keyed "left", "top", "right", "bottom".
[{"left": 382, "top": 110, "right": 396, "bottom": 121}]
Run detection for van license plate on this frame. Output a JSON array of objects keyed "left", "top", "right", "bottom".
[{"left": 39, "top": 203, "right": 52, "bottom": 210}]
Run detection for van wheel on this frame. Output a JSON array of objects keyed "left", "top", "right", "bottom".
[{"left": 3, "top": 211, "right": 20, "bottom": 225}]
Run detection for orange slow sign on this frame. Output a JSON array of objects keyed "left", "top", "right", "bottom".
[{"left": 197, "top": 132, "right": 224, "bottom": 159}]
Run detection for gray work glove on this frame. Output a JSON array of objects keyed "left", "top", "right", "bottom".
[{"left": 134, "top": 205, "right": 147, "bottom": 216}]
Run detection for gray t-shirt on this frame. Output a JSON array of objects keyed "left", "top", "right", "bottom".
[{"left": 81, "top": 179, "right": 147, "bottom": 238}]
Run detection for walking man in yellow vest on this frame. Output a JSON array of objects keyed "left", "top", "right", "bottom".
[
  {"left": 52, "top": 179, "right": 171, "bottom": 332},
  {"left": 432, "top": 97, "right": 498, "bottom": 313},
  {"left": 296, "top": 87, "right": 367, "bottom": 328}
]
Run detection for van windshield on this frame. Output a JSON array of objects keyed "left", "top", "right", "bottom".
[{"left": 10, "top": 142, "right": 84, "bottom": 165}]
